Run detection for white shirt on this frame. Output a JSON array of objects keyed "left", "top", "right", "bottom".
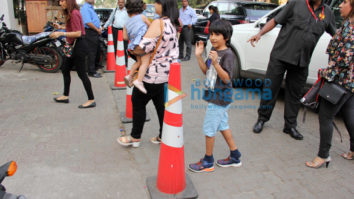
[{"left": 104, "top": 7, "right": 129, "bottom": 29}]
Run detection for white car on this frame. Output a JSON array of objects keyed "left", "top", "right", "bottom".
[{"left": 206, "top": 4, "right": 333, "bottom": 85}]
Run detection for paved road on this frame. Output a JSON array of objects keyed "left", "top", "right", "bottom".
[{"left": 0, "top": 55, "right": 353, "bottom": 199}]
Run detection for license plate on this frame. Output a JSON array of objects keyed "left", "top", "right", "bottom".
[{"left": 55, "top": 40, "right": 61, "bottom": 47}]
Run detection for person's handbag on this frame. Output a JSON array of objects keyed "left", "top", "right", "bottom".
[
  {"left": 61, "top": 40, "right": 77, "bottom": 58},
  {"left": 318, "top": 82, "right": 347, "bottom": 104},
  {"left": 132, "top": 19, "right": 164, "bottom": 80},
  {"left": 204, "top": 21, "right": 210, "bottom": 34},
  {"left": 300, "top": 77, "right": 325, "bottom": 111}
]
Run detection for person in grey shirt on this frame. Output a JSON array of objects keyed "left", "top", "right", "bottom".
[
  {"left": 248, "top": 0, "right": 336, "bottom": 140},
  {"left": 104, "top": 0, "right": 129, "bottom": 65}
]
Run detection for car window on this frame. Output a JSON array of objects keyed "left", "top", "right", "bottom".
[
  {"left": 229, "top": 4, "right": 245, "bottom": 15},
  {"left": 217, "top": 2, "right": 230, "bottom": 15},
  {"left": 146, "top": 4, "right": 155, "bottom": 13}
]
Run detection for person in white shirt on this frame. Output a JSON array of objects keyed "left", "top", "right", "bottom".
[{"left": 104, "top": 0, "right": 129, "bottom": 65}]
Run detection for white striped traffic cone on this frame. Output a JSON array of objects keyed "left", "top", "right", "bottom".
[
  {"left": 146, "top": 62, "right": 198, "bottom": 198},
  {"left": 105, "top": 26, "right": 115, "bottom": 72},
  {"left": 111, "top": 29, "right": 126, "bottom": 90}
]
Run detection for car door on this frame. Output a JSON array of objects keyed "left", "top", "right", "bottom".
[{"left": 236, "top": 6, "right": 283, "bottom": 75}]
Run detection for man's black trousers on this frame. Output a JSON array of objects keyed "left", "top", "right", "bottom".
[
  {"left": 257, "top": 57, "right": 308, "bottom": 129},
  {"left": 178, "top": 26, "right": 192, "bottom": 59},
  {"left": 85, "top": 28, "right": 99, "bottom": 74}
]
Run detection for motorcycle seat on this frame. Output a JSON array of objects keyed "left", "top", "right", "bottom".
[{"left": 22, "top": 32, "right": 51, "bottom": 45}]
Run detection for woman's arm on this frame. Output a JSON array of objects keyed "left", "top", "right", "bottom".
[
  {"left": 132, "top": 19, "right": 162, "bottom": 55},
  {"left": 50, "top": 31, "right": 81, "bottom": 39}
]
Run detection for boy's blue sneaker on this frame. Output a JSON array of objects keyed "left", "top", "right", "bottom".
[
  {"left": 188, "top": 159, "right": 215, "bottom": 173},
  {"left": 216, "top": 156, "right": 242, "bottom": 168}
]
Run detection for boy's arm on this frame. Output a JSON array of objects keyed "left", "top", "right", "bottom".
[
  {"left": 209, "top": 51, "right": 230, "bottom": 84},
  {"left": 195, "top": 41, "right": 207, "bottom": 74}
]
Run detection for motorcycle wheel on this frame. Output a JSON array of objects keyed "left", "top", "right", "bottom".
[
  {"left": 0, "top": 47, "right": 5, "bottom": 66},
  {"left": 36, "top": 47, "right": 63, "bottom": 73}
]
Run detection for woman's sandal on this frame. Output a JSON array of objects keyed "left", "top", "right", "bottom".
[
  {"left": 150, "top": 136, "right": 161, "bottom": 144},
  {"left": 117, "top": 136, "right": 141, "bottom": 148},
  {"left": 305, "top": 156, "right": 331, "bottom": 169},
  {"left": 341, "top": 152, "right": 353, "bottom": 160}
]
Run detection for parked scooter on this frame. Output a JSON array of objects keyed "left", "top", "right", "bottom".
[
  {"left": 0, "top": 14, "right": 63, "bottom": 73},
  {"left": 0, "top": 161, "right": 27, "bottom": 199}
]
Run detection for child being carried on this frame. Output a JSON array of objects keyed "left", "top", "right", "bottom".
[{"left": 123, "top": 0, "right": 151, "bottom": 94}]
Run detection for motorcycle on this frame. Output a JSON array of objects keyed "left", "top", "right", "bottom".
[
  {"left": 0, "top": 14, "right": 63, "bottom": 73},
  {"left": 0, "top": 161, "right": 27, "bottom": 199}
]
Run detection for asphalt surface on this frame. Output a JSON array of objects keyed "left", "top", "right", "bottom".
[{"left": 0, "top": 53, "right": 353, "bottom": 199}]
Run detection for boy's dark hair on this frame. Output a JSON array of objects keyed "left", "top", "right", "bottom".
[
  {"left": 209, "top": 19, "right": 233, "bottom": 45},
  {"left": 155, "top": 0, "right": 179, "bottom": 26},
  {"left": 125, "top": 0, "right": 144, "bottom": 15}
]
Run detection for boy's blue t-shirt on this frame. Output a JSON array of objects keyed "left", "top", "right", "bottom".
[{"left": 203, "top": 47, "right": 235, "bottom": 106}]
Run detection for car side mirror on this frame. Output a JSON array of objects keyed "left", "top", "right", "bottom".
[{"left": 257, "top": 18, "right": 267, "bottom": 29}]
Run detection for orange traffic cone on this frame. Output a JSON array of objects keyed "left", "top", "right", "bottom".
[
  {"left": 105, "top": 26, "right": 115, "bottom": 73},
  {"left": 120, "top": 56, "right": 151, "bottom": 123},
  {"left": 111, "top": 29, "right": 126, "bottom": 90},
  {"left": 146, "top": 62, "right": 198, "bottom": 199}
]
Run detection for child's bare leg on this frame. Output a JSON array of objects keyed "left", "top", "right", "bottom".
[
  {"left": 132, "top": 55, "right": 147, "bottom": 94},
  {"left": 130, "top": 56, "right": 141, "bottom": 77},
  {"left": 220, "top": 129, "right": 237, "bottom": 151},
  {"left": 205, "top": 136, "right": 215, "bottom": 156},
  {"left": 216, "top": 129, "right": 241, "bottom": 167},
  {"left": 124, "top": 56, "right": 141, "bottom": 87},
  {"left": 136, "top": 53, "right": 150, "bottom": 82}
]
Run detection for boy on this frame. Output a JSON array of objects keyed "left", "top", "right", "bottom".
[{"left": 189, "top": 19, "right": 241, "bottom": 173}]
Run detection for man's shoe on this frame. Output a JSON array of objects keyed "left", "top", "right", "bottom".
[
  {"left": 88, "top": 72, "right": 102, "bottom": 78},
  {"left": 181, "top": 56, "right": 190, "bottom": 61},
  {"left": 178, "top": 55, "right": 184, "bottom": 60},
  {"left": 253, "top": 120, "right": 265, "bottom": 133},
  {"left": 283, "top": 127, "right": 303, "bottom": 140}
]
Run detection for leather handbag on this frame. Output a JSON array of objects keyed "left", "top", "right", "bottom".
[
  {"left": 204, "top": 21, "right": 210, "bottom": 34},
  {"left": 62, "top": 39, "right": 77, "bottom": 58},
  {"left": 318, "top": 82, "right": 347, "bottom": 104},
  {"left": 300, "top": 77, "right": 324, "bottom": 111}
]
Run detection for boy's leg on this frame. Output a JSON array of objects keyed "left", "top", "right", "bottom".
[
  {"left": 205, "top": 135, "right": 215, "bottom": 156},
  {"left": 137, "top": 53, "right": 150, "bottom": 82},
  {"left": 220, "top": 129, "right": 237, "bottom": 151},
  {"left": 216, "top": 106, "right": 242, "bottom": 168},
  {"left": 189, "top": 103, "right": 220, "bottom": 173}
]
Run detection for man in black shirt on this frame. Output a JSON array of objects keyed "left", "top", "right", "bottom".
[{"left": 248, "top": 0, "right": 336, "bottom": 140}]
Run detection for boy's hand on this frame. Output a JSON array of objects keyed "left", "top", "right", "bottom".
[
  {"left": 209, "top": 50, "right": 218, "bottom": 65},
  {"left": 195, "top": 40, "right": 204, "bottom": 57}
]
